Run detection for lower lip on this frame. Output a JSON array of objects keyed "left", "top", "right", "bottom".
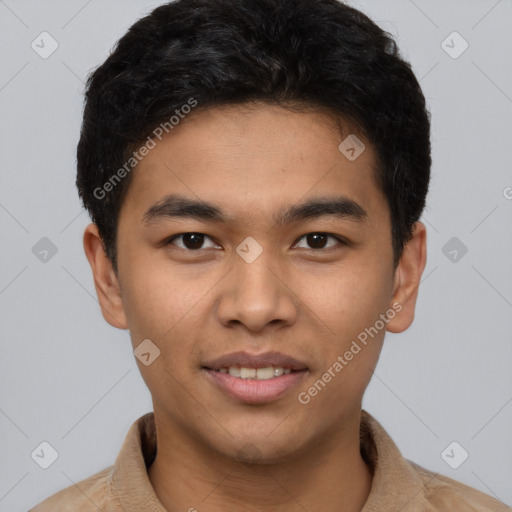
[{"left": 203, "top": 369, "right": 308, "bottom": 404}]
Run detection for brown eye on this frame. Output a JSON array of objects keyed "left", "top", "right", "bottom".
[
  {"left": 294, "top": 233, "right": 345, "bottom": 250},
  {"left": 167, "top": 233, "right": 218, "bottom": 250}
]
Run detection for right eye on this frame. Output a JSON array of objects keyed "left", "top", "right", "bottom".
[{"left": 164, "top": 232, "right": 221, "bottom": 251}]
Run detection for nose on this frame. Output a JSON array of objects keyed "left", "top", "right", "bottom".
[{"left": 215, "top": 249, "right": 298, "bottom": 333}]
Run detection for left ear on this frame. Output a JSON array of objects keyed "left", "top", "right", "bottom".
[{"left": 386, "top": 221, "right": 427, "bottom": 333}]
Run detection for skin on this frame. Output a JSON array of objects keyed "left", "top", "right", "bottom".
[{"left": 83, "top": 102, "right": 427, "bottom": 512}]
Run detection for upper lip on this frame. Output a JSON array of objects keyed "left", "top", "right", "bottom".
[{"left": 203, "top": 351, "right": 308, "bottom": 371}]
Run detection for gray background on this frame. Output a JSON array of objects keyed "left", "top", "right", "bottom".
[{"left": 1, "top": 0, "right": 511, "bottom": 510}]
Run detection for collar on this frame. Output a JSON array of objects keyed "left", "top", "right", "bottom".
[{"left": 109, "top": 410, "right": 427, "bottom": 510}]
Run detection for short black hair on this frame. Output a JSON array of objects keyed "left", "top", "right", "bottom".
[{"left": 76, "top": 0, "right": 431, "bottom": 273}]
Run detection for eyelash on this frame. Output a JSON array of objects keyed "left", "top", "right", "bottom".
[{"left": 163, "top": 232, "right": 348, "bottom": 251}]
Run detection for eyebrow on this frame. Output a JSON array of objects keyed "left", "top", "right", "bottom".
[{"left": 142, "top": 193, "right": 367, "bottom": 227}]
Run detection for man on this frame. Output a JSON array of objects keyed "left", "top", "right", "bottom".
[{"left": 31, "top": 0, "right": 511, "bottom": 510}]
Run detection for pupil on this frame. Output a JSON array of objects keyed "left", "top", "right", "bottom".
[
  {"left": 184, "top": 233, "right": 204, "bottom": 249},
  {"left": 308, "top": 233, "right": 326, "bottom": 249}
]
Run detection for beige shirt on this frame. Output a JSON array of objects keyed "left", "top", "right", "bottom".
[{"left": 30, "top": 410, "right": 511, "bottom": 511}]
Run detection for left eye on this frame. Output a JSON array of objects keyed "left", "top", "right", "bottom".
[{"left": 294, "top": 232, "right": 344, "bottom": 250}]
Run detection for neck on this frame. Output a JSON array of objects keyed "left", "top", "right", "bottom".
[{"left": 148, "top": 410, "right": 373, "bottom": 512}]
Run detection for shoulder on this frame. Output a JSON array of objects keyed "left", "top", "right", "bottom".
[
  {"left": 29, "top": 465, "right": 117, "bottom": 511},
  {"left": 409, "top": 460, "right": 512, "bottom": 511}
]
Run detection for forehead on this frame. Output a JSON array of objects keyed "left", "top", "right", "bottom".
[{"left": 118, "top": 103, "right": 387, "bottom": 226}]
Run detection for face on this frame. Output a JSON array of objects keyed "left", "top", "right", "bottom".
[{"left": 85, "top": 103, "right": 426, "bottom": 463}]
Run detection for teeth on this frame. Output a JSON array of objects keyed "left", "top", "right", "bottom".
[
  {"left": 224, "top": 366, "right": 293, "bottom": 380},
  {"left": 229, "top": 366, "right": 241, "bottom": 377},
  {"left": 255, "top": 367, "right": 274, "bottom": 380},
  {"left": 240, "top": 367, "right": 256, "bottom": 379}
]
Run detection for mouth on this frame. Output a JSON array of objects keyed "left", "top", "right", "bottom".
[
  {"left": 211, "top": 365, "right": 294, "bottom": 379},
  {"left": 202, "top": 351, "right": 309, "bottom": 404}
]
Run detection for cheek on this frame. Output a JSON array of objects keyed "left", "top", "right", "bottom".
[
  {"left": 119, "top": 259, "right": 216, "bottom": 391},
  {"left": 122, "top": 268, "right": 205, "bottom": 401},
  {"left": 303, "top": 260, "right": 393, "bottom": 337},
  {"left": 119, "top": 254, "right": 207, "bottom": 341},
  {"left": 319, "top": 262, "right": 392, "bottom": 390}
]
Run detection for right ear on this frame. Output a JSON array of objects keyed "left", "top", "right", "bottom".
[{"left": 82, "top": 223, "right": 128, "bottom": 330}]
